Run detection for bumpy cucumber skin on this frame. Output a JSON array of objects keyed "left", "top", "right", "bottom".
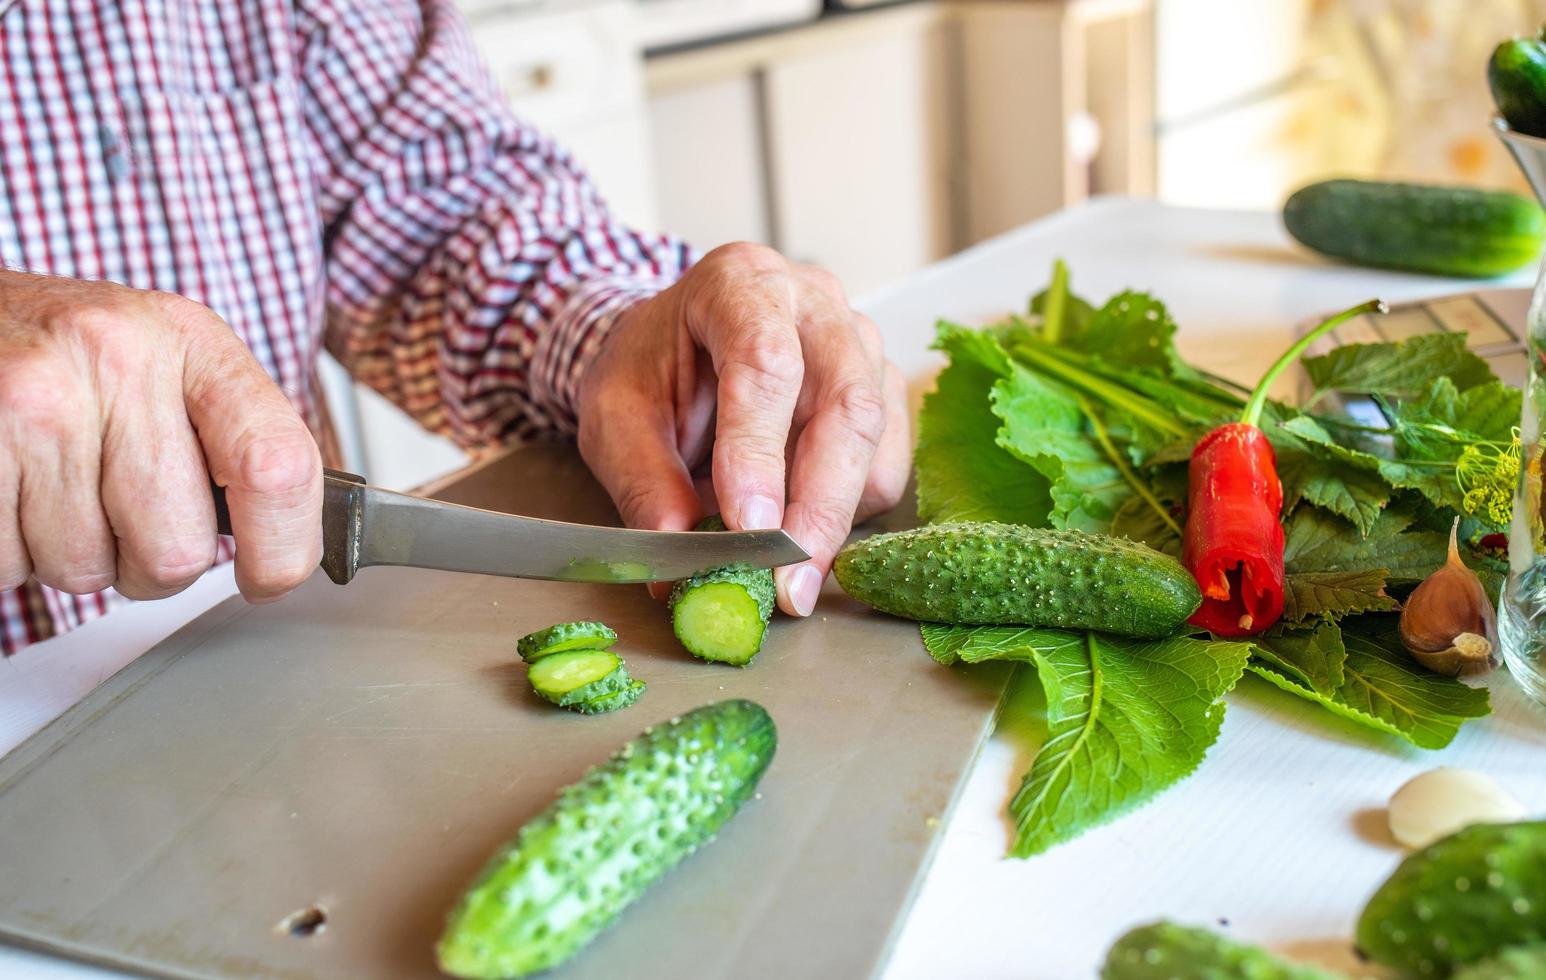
[
  {"left": 1102, "top": 922, "right": 1341, "bottom": 980},
  {"left": 527, "top": 651, "right": 631, "bottom": 707},
  {"left": 669, "top": 516, "right": 775, "bottom": 665},
  {"left": 436, "top": 699, "right": 776, "bottom": 979},
  {"left": 517, "top": 621, "right": 617, "bottom": 663},
  {"left": 1357, "top": 821, "right": 1546, "bottom": 978},
  {"left": 834, "top": 522, "right": 1202, "bottom": 639},
  {"left": 1490, "top": 39, "right": 1546, "bottom": 139},
  {"left": 572, "top": 679, "right": 646, "bottom": 715},
  {"left": 1452, "top": 944, "right": 1546, "bottom": 980},
  {"left": 1283, "top": 180, "right": 1546, "bottom": 278}
]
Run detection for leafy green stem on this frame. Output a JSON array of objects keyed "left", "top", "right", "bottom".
[
  {"left": 1241, "top": 299, "right": 1387, "bottom": 427},
  {"left": 1012, "top": 341, "right": 1191, "bottom": 439},
  {"left": 1078, "top": 394, "right": 1182, "bottom": 535},
  {"left": 1041, "top": 259, "right": 1070, "bottom": 344}
]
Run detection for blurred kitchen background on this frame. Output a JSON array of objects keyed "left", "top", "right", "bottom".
[{"left": 335, "top": 0, "right": 1546, "bottom": 488}]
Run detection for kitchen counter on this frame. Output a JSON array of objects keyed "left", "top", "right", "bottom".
[{"left": 3, "top": 198, "right": 1544, "bottom": 979}]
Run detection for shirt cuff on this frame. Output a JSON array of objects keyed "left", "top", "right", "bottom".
[{"left": 529, "top": 274, "right": 677, "bottom": 434}]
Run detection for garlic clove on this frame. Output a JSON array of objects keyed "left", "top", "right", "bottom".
[
  {"left": 1399, "top": 519, "right": 1498, "bottom": 677},
  {"left": 1387, "top": 767, "right": 1525, "bottom": 849}
]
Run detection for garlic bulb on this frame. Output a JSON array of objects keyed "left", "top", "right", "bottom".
[{"left": 1398, "top": 519, "right": 1497, "bottom": 677}]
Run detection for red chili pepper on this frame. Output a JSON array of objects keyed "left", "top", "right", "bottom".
[
  {"left": 1181, "top": 299, "right": 1385, "bottom": 637},
  {"left": 1183, "top": 423, "right": 1284, "bottom": 635}
]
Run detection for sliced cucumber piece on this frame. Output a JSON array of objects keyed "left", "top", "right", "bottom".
[
  {"left": 527, "top": 650, "right": 629, "bottom": 706},
  {"left": 669, "top": 516, "right": 775, "bottom": 666},
  {"left": 517, "top": 620, "right": 616, "bottom": 663},
  {"left": 573, "top": 678, "right": 647, "bottom": 715}
]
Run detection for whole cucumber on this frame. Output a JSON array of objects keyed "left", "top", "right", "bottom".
[
  {"left": 1356, "top": 820, "right": 1546, "bottom": 977},
  {"left": 833, "top": 522, "right": 1202, "bottom": 639},
  {"left": 436, "top": 699, "right": 776, "bottom": 979},
  {"left": 1490, "top": 37, "right": 1546, "bottom": 139},
  {"left": 1283, "top": 179, "right": 1546, "bottom": 278}
]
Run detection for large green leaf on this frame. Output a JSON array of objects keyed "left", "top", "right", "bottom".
[
  {"left": 1302, "top": 333, "right": 1493, "bottom": 400},
  {"left": 1404, "top": 377, "right": 1520, "bottom": 444},
  {"left": 938, "top": 627, "right": 1251, "bottom": 858},
  {"left": 1064, "top": 291, "right": 1184, "bottom": 376},
  {"left": 915, "top": 324, "right": 1053, "bottom": 525},
  {"left": 1108, "top": 494, "right": 1183, "bottom": 557},
  {"left": 1247, "top": 623, "right": 1490, "bottom": 749},
  {"left": 1274, "top": 439, "right": 1392, "bottom": 536}
]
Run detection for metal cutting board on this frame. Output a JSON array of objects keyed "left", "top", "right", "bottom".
[{"left": 0, "top": 445, "right": 1008, "bottom": 980}]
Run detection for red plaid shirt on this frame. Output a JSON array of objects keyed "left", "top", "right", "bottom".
[{"left": 0, "top": 0, "right": 692, "bottom": 655}]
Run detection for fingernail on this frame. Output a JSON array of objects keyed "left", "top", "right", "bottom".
[
  {"left": 740, "top": 494, "right": 780, "bottom": 531},
  {"left": 788, "top": 564, "right": 822, "bottom": 617}
]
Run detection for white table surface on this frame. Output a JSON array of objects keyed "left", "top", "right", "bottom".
[{"left": 3, "top": 197, "right": 1544, "bottom": 980}]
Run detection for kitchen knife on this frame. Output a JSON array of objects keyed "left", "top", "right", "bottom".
[{"left": 210, "top": 468, "right": 809, "bottom": 585}]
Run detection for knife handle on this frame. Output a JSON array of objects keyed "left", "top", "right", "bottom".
[{"left": 210, "top": 468, "right": 367, "bottom": 586}]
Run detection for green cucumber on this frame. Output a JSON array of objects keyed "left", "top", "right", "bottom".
[
  {"left": 1490, "top": 38, "right": 1546, "bottom": 139},
  {"left": 1452, "top": 944, "right": 1546, "bottom": 980},
  {"left": 1102, "top": 922, "right": 1341, "bottom": 980},
  {"left": 670, "top": 516, "right": 775, "bottom": 666},
  {"left": 526, "top": 650, "right": 630, "bottom": 707},
  {"left": 517, "top": 621, "right": 616, "bottom": 663},
  {"left": 1357, "top": 820, "right": 1546, "bottom": 977},
  {"left": 436, "top": 699, "right": 776, "bottom": 979},
  {"left": 1282, "top": 179, "right": 1546, "bottom": 278},
  {"left": 834, "top": 522, "right": 1202, "bottom": 639},
  {"left": 572, "top": 678, "right": 646, "bottom": 715}
]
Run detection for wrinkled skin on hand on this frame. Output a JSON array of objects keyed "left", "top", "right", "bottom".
[
  {"left": 576, "top": 243, "right": 910, "bottom": 617},
  {"left": 0, "top": 271, "right": 321, "bottom": 603}
]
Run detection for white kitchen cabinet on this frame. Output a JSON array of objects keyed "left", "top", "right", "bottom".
[
  {"left": 644, "top": 0, "right": 1157, "bottom": 294},
  {"left": 762, "top": 13, "right": 957, "bottom": 294},
  {"left": 647, "top": 74, "right": 772, "bottom": 248}
]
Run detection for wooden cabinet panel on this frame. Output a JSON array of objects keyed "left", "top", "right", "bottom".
[{"left": 647, "top": 74, "right": 773, "bottom": 248}]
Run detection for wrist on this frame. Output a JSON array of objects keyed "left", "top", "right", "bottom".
[{"left": 532, "top": 276, "right": 674, "bottom": 433}]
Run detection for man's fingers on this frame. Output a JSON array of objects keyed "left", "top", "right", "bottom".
[
  {"left": 179, "top": 307, "right": 321, "bottom": 602},
  {"left": 8, "top": 366, "right": 117, "bottom": 594},
  {"left": 101, "top": 384, "right": 217, "bottom": 601},
  {"left": 579, "top": 389, "right": 701, "bottom": 536},
  {"left": 0, "top": 439, "right": 26, "bottom": 590},
  {"left": 856, "top": 362, "right": 911, "bottom": 523},
  {"left": 689, "top": 245, "right": 803, "bottom": 533},
  {"left": 777, "top": 334, "right": 887, "bottom": 617}
]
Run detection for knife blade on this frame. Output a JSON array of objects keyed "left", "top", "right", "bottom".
[{"left": 211, "top": 468, "right": 809, "bottom": 585}]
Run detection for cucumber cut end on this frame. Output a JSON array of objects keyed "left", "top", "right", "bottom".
[{"left": 673, "top": 582, "right": 767, "bottom": 665}]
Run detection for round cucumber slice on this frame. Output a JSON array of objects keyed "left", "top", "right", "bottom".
[
  {"left": 517, "top": 621, "right": 617, "bottom": 663},
  {"left": 527, "top": 650, "right": 629, "bottom": 707}
]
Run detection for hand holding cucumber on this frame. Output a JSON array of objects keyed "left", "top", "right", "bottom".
[{"left": 575, "top": 243, "right": 911, "bottom": 618}]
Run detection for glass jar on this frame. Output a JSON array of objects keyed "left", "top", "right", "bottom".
[{"left": 1500, "top": 269, "right": 1546, "bottom": 706}]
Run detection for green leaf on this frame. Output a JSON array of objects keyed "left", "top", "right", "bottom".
[
  {"left": 955, "top": 628, "right": 1252, "bottom": 858},
  {"left": 1064, "top": 291, "right": 1184, "bottom": 376},
  {"left": 1108, "top": 494, "right": 1183, "bottom": 557},
  {"left": 1276, "top": 412, "right": 1463, "bottom": 517},
  {"left": 1251, "top": 622, "right": 1345, "bottom": 696},
  {"left": 919, "top": 623, "right": 1047, "bottom": 666},
  {"left": 1282, "top": 506, "right": 1451, "bottom": 583},
  {"left": 1303, "top": 333, "right": 1494, "bottom": 400},
  {"left": 915, "top": 323, "right": 1053, "bottom": 525},
  {"left": 1247, "top": 623, "right": 1490, "bottom": 749},
  {"left": 1273, "top": 436, "right": 1392, "bottom": 536},
  {"left": 990, "top": 362, "right": 1130, "bottom": 531},
  {"left": 1282, "top": 568, "right": 1398, "bottom": 622},
  {"left": 1403, "top": 377, "right": 1521, "bottom": 444}
]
